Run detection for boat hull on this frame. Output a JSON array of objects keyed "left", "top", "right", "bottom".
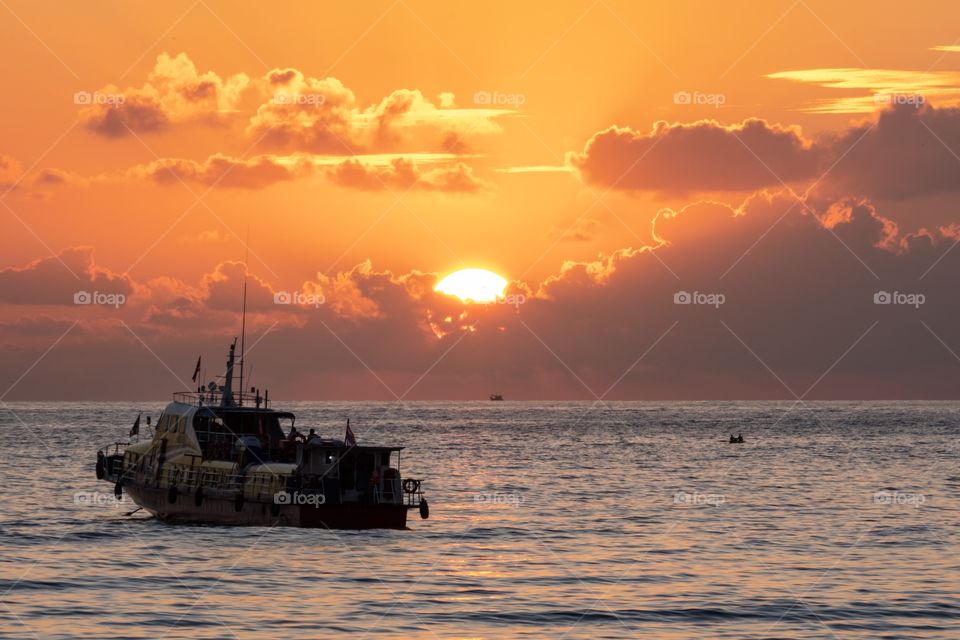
[{"left": 126, "top": 485, "right": 409, "bottom": 529}]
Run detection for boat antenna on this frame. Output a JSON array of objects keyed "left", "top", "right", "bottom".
[{"left": 238, "top": 227, "right": 250, "bottom": 406}]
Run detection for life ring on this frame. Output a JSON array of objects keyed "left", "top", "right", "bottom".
[
  {"left": 167, "top": 484, "right": 178, "bottom": 504},
  {"left": 402, "top": 478, "right": 420, "bottom": 494},
  {"left": 194, "top": 486, "right": 204, "bottom": 507}
]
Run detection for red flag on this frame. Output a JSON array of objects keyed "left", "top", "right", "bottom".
[
  {"left": 191, "top": 356, "right": 202, "bottom": 383},
  {"left": 344, "top": 420, "right": 357, "bottom": 447},
  {"left": 129, "top": 413, "right": 141, "bottom": 438}
]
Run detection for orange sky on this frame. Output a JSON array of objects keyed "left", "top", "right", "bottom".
[{"left": 4, "top": 0, "right": 960, "bottom": 400}]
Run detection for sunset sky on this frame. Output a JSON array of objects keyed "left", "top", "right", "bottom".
[{"left": 3, "top": 0, "right": 960, "bottom": 399}]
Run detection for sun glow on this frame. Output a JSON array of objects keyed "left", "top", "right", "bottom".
[{"left": 435, "top": 268, "right": 508, "bottom": 303}]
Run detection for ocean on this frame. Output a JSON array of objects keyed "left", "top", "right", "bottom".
[{"left": 1, "top": 401, "right": 958, "bottom": 638}]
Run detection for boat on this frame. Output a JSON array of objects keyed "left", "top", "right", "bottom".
[
  {"left": 95, "top": 340, "right": 429, "bottom": 529},
  {"left": 489, "top": 393, "right": 504, "bottom": 401}
]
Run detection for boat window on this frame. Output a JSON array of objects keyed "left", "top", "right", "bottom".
[{"left": 157, "top": 413, "right": 179, "bottom": 434}]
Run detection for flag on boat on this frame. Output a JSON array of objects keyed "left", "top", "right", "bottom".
[
  {"left": 129, "top": 412, "right": 141, "bottom": 438},
  {"left": 345, "top": 420, "right": 357, "bottom": 447},
  {"left": 191, "top": 355, "right": 202, "bottom": 382}
]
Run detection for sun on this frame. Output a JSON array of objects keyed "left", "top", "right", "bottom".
[{"left": 435, "top": 268, "right": 508, "bottom": 303}]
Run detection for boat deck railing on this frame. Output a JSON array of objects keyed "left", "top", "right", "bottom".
[
  {"left": 403, "top": 479, "right": 425, "bottom": 507},
  {"left": 98, "top": 440, "right": 130, "bottom": 456},
  {"left": 172, "top": 390, "right": 266, "bottom": 407}
]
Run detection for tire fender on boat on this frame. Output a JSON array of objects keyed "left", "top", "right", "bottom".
[
  {"left": 167, "top": 484, "right": 178, "bottom": 504},
  {"left": 234, "top": 492, "right": 244, "bottom": 512},
  {"left": 114, "top": 481, "right": 122, "bottom": 498},
  {"left": 194, "top": 486, "right": 204, "bottom": 507},
  {"left": 419, "top": 499, "right": 429, "bottom": 520}
]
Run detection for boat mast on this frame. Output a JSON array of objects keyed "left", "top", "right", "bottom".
[
  {"left": 221, "top": 339, "right": 237, "bottom": 407},
  {"left": 238, "top": 229, "right": 249, "bottom": 406}
]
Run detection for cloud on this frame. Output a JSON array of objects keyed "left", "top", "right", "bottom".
[
  {"left": 127, "top": 153, "right": 313, "bottom": 188},
  {"left": 182, "top": 230, "right": 226, "bottom": 244},
  {"left": 548, "top": 218, "right": 602, "bottom": 242},
  {"left": 570, "top": 103, "right": 960, "bottom": 203},
  {"left": 80, "top": 52, "right": 250, "bottom": 137},
  {"left": 766, "top": 67, "right": 960, "bottom": 113},
  {"left": 280, "top": 190, "right": 960, "bottom": 398},
  {"left": 200, "top": 261, "right": 277, "bottom": 311},
  {"left": 75, "top": 54, "right": 511, "bottom": 158},
  {"left": 820, "top": 102, "right": 960, "bottom": 200},
  {"left": 247, "top": 69, "right": 359, "bottom": 151},
  {"left": 247, "top": 68, "right": 510, "bottom": 153},
  {"left": 124, "top": 152, "right": 487, "bottom": 192},
  {"left": 4, "top": 191, "right": 960, "bottom": 399},
  {"left": 0, "top": 154, "right": 23, "bottom": 188},
  {"left": 0, "top": 155, "right": 85, "bottom": 198},
  {"left": 137, "top": 260, "right": 341, "bottom": 331},
  {"left": 327, "top": 158, "right": 489, "bottom": 193},
  {"left": 30, "top": 168, "right": 75, "bottom": 187},
  {"left": 567, "top": 119, "right": 822, "bottom": 195},
  {"left": 0, "top": 155, "right": 85, "bottom": 201},
  {"left": 0, "top": 247, "right": 134, "bottom": 305}
]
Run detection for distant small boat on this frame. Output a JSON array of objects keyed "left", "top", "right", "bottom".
[{"left": 489, "top": 393, "right": 504, "bottom": 401}]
